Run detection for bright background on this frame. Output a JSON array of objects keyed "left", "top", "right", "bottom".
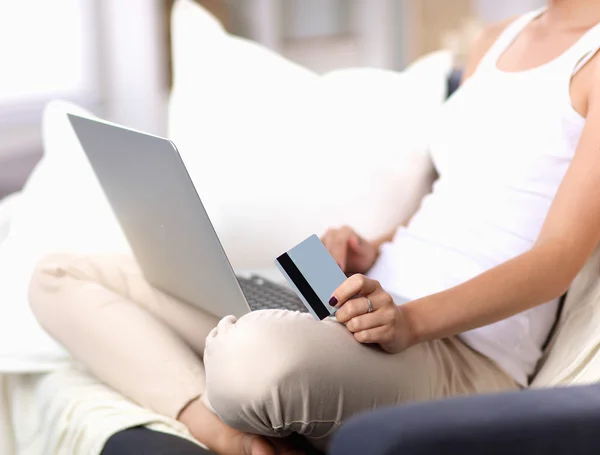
[{"left": 0, "top": 0, "right": 545, "bottom": 199}]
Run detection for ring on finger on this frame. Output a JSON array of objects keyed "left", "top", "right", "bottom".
[{"left": 366, "top": 296, "right": 373, "bottom": 314}]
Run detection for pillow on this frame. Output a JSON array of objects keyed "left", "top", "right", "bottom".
[
  {"left": 8, "top": 102, "right": 129, "bottom": 256},
  {"left": 169, "top": 0, "right": 450, "bottom": 268},
  {"left": 0, "top": 192, "right": 19, "bottom": 244},
  {"left": 0, "top": 101, "right": 129, "bottom": 371}
]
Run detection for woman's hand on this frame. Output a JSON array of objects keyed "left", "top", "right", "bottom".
[
  {"left": 330, "top": 274, "right": 415, "bottom": 354},
  {"left": 321, "top": 226, "right": 378, "bottom": 274}
]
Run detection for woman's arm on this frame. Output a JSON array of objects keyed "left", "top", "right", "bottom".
[
  {"left": 404, "top": 56, "right": 600, "bottom": 346},
  {"left": 332, "top": 56, "right": 600, "bottom": 354}
]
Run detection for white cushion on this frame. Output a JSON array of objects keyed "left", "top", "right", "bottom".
[
  {"left": 170, "top": 0, "right": 450, "bottom": 268},
  {"left": 0, "top": 192, "right": 19, "bottom": 244},
  {"left": 0, "top": 101, "right": 130, "bottom": 371},
  {"left": 8, "top": 103, "right": 129, "bottom": 256}
]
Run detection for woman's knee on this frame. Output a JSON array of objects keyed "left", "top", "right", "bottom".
[
  {"left": 29, "top": 253, "right": 80, "bottom": 307},
  {"left": 28, "top": 252, "right": 99, "bottom": 330},
  {"left": 203, "top": 309, "right": 350, "bottom": 432}
]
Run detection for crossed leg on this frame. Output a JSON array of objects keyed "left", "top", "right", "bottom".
[{"left": 29, "top": 253, "right": 518, "bottom": 453}]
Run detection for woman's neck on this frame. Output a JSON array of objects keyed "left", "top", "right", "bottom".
[{"left": 544, "top": 0, "right": 600, "bottom": 29}]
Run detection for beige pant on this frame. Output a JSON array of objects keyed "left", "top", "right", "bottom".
[{"left": 29, "top": 253, "right": 518, "bottom": 446}]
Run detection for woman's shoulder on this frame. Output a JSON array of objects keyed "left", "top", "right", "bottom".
[{"left": 462, "top": 16, "right": 519, "bottom": 83}]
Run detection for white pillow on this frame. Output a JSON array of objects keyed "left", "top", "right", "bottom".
[
  {"left": 169, "top": 0, "right": 450, "bottom": 268},
  {"left": 0, "top": 192, "right": 19, "bottom": 244},
  {"left": 0, "top": 101, "right": 129, "bottom": 371},
  {"left": 8, "top": 102, "right": 129, "bottom": 256}
]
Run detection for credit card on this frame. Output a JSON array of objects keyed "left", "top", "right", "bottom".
[{"left": 275, "top": 234, "right": 347, "bottom": 320}]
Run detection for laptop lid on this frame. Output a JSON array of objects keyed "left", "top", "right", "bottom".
[{"left": 68, "top": 114, "right": 251, "bottom": 319}]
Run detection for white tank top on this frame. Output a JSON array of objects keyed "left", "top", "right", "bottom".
[{"left": 368, "top": 9, "right": 600, "bottom": 386}]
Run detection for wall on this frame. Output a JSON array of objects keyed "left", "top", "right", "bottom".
[
  {"left": 99, "top": 0, "right": 169, "bottom": 136},
  {"left": 282, "top": 0, "right": 352, "bottom": 39},
  {"left": 0, "top": 0, "right": 169, "bottom": 198},
  {"left": 408, "top": 0, "right": 473, "bottom": 62},
  {"left": 474, "top": 0, "right": 546, "bottom": 22},
  {"left": 407, "top": 0, "right": 547, "bottom": 65}
]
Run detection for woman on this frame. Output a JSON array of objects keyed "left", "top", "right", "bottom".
[{"left": 29, "top": 1, "right": 600, "bottom": 454}]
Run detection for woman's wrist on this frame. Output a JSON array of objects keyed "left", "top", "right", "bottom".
[
  {"left": 399, "top": 299, "right": 426, "bottom": 348},
  {"left": 371, "top": 238, "right": 386, "bottom": 253}
]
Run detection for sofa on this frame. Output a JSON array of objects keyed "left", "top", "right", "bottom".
[
  {"left": 330, "top": 384, "right": 600, "bottom": 455},
  {"left": 3, "top": 1, "right": 600, "bottom": 454}
]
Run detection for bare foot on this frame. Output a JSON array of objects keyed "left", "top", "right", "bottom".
[
  {"left": 178, "top": 397, "right": 277, "bottom": 455},
  {"left": 220, "top": 432, "right": 306, "bottom": 455},
  {"left": 231, "top": 433, "right": 275, "bottom": 455}
]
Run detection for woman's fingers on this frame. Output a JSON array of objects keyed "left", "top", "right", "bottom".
[
  {"left": 321, "top": 229, "right": 334, "bottom": 252},
  {"left": 335, "top": 296, "right": 370, "bottom": 324},
  {"left": 321, "top": 226, "right": 377, "bottom": 274},
  {"left": 332, "top": 282, "right": 408, "bottom": 352},
  {"left": 322, "top": 227, "right": 353, "bottom": 271},
  {"left": 343, "top": 310, "right": 386, "bottom": 332},
  {"left": 347, "top": 234, "right": 362, "bottom": 252},
  {"left": 335, "top": 288, "right": 392, "bottom": 324},
  {"left": 330, "top": 274, "right": 379, "bottom": 307},
  {"left": 353, "top": 325, "right": 396, "bottom": 345}
]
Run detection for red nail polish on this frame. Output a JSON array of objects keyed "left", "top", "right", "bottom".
[{"left": 329, "top": 296, "right": 338, "bottom": 306}]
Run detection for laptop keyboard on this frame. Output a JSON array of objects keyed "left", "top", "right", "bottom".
[{"left": 237, "top": 275, "right": 307, "bottom": 313}]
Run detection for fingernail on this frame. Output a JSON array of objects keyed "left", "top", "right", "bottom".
[{"left": 329, "top": 296, "right": 338, "bottom": 306}]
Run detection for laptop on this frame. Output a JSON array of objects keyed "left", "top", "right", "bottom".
[{"left": 68, "top": 114, "right": 306, "bottom": 319}]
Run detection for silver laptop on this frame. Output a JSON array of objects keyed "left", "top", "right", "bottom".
[{"left": 68, "top": 114, "right": 305, "bottom": 319}]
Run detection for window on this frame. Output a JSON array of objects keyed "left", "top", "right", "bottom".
[{"left": 0, "top": 0, "right": 100, "bottom": 124}]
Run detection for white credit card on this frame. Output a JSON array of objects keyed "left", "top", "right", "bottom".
[{"left": 275, "top": 234, "right": 347, "bottom": 320}]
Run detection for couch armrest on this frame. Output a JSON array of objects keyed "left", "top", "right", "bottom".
[
  {"left": 330, "top": 385, "right": 600, "bottom": 455},
  {"left": 0, "top": 192, "right": 20, "bottom": 244},
  {"left": 446, "top": 69, "right": 462, "bottom": 99}
]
